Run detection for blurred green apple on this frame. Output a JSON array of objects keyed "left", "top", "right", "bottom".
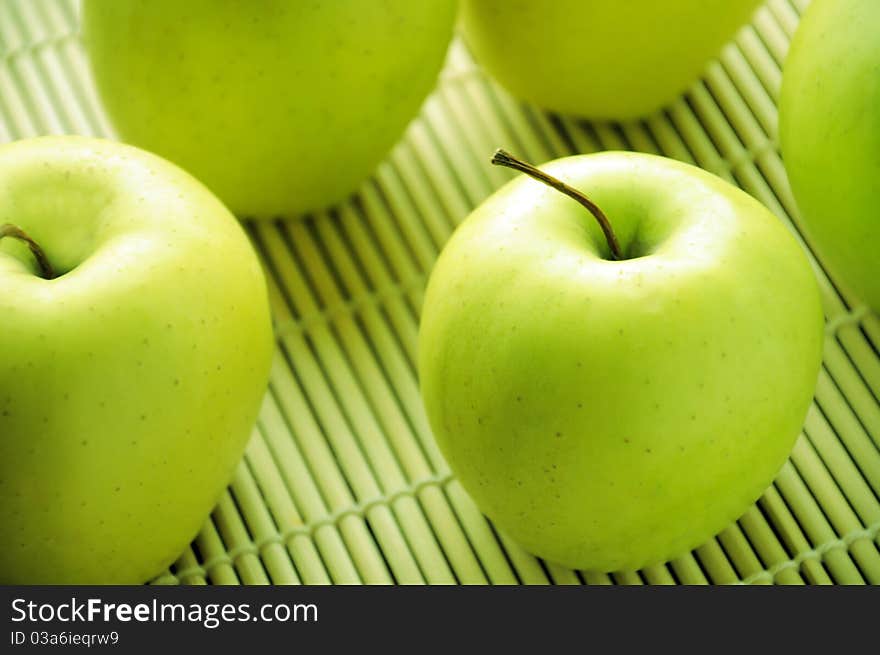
[
  {"left": 0, "top": 136, "right": 273, "bottom": 583},
  {"left": 779, "top": 0, "right": 880, "bottom": 312},
  {"left": 419, "top": 150, "right": 823, "bottom": 571},
  {"left": 461, "top": 0, "right": 761, "bottom": 119},
  {"left": 82, "top": 0, "right": 456, "bottom": 218}
]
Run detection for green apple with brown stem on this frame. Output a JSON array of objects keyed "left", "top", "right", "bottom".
[
  {"left": 0, "top": 136, "right": 273, "bottom": 583},
  {"left": 419, "top": 149, "right": 823, "bottom": 571}
]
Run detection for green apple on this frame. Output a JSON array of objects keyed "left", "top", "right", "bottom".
[
  {"left": 779, "top": 0, "right": 880, "bottom": 312},
  {"left": 419, "top": 150, "right": 823, "bottom": 571},
  {"left": 461, "top": 0, "right": 761, "bottom": 119},
  {"left": 81, "top": 0, "right": 456, "bottom": 218},
  {"left": 0, "top": 136, "right": 273, "bottom": 584}
]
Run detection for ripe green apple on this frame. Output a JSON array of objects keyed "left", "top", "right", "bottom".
[
  {"left": 0, "top": 136, "right": 273, "bottom": 584},
  {"left": 461, "top": 0, "right": 761, "bottom": 119},
  {"left": 779, "top": 0, "right": 880, "bottom": 312},
  {"left": 419, "top": 150, "right": 823, "bottom": 571},
  {"left": 81, "top": 0, "right": 456, "bottom": 218}
]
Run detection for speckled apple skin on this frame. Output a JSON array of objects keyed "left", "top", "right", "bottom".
[
  {"left": 461, "top": 0, "right": 761, "bottom": 119},
  {"left": 779, "top": 0, "right": 880, "bottom": 312},
  {"left": 82, "top": 0, "right": 456, "bottom": 218},
  {"left": 0, "top": 137, "right": 273, "bottom": 583},
  {"left": 419, "top": 152, "right": 823, "bottom": 571}
]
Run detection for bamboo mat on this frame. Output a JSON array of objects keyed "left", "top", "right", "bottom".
[{"left": 1, "top": 0, "right": 878, "bottom": 585}]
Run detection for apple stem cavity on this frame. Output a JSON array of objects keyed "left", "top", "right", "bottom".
[
  {"left": 0, "top": 223, "right": 56, "bottom": 280},
  {"left": 491, "top": 149, "right": 623, "bottom": 260}
]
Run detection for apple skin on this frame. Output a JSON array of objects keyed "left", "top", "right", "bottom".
[
  {"left": 461, "top": 0, "right": 761, "bottom": 120},
  {"left": 419, "top": 152, "right": 823, "bottom": 571},
  {"left": 0, "top": 136, "right": 273, "bottom": 584},
  {"left": 779, "top": 0, "right": 880, "bottom": 312},
  {"left": 81, "top": 0, "right": 456, "bottom": 218}
]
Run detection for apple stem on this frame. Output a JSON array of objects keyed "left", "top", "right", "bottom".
[
  {"left": 491, "top": 149, "right": 623, "bottom": 260},
  {"left": 0, "top": 223, "right": 56, "bottom": 280}
]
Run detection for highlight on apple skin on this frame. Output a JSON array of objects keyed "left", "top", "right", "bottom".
[
  {"left": 779, "top": 0, "right": 880, "bottom": 312},
  {"left": 81, "top": 0, "right": 457, "bottom": 219},
  {"left": 0, "top": 136, "right": 274, "bottom": 584},
  {"left": 460, "top": 0, "right": 762, "bottom": 120},
  {"left": 418, "top": 151, "right": 824, "bottom": 571}
]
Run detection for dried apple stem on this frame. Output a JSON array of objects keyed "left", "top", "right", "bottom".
[
  {"left": 491, "top": 148, "right": 622, "bottom": 260},
  {"left": 0, "top": 223, "right": 56, "bottom": 279}
]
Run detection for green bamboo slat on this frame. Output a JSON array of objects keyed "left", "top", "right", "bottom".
[
  {"left": 757, "top": 486, "right": 833, "bottom": 584},
  {"left": 790, "top": 0, "right": 811, "bottom": 17},
  {"left": 8, "top": 0, "right": 53, "bottom": 43},
  {"left": 641, "top": 564, "right": 680, "bottom": 586},
  {"left": 271, "top": 222, "right": 456, "bottom": 585},
  {"left": 611, "top": 571, "right": 645, "bottom": 586},
  {"left": 334, "top": 193, "right": 425, "bottom": 361},
  {"left": 244, "top": 428, "right": 333, "bottom": 584},
  {"left": 0, "top": 43, "right": 44, "bottom": 137},
  {"left": 227, "top": 457, "right": 303, "bottom": 585},
  {"left": 194, "top": 520, "right": 241, "bottom": 585},
  {"left": 769, "top": 459, "right": 865, "bottom": 585},
  {"left": 438, "top": 47, "right": 512, "bottom": 192},
  {"left": 360, "top": 152, "right": 524, "bottom": 582},
  {"left": 799, "top": 414, "right": 880, "bottom": 582},
  {"left": 813, "top": 372, "right": 880, "bottom": 499},
  {"left": 262, "top": 273, "right": 414, "bottom": 583},
  {"left": 395, "top": 122, "right": 471, "bottom": 233},
  {"left": 4, "top": 41, "right": 65, "bottom": 134},
  {"left": 521, "top": 106, "right": 575, "bottom": 163},
  {"left": 495, "top": 532, "right": 551, "bottom": 585},
  {"left": 581, "top": 571, "right": 613, "bottom": 586},
  {"left": 304, "top": 225, "right": 489, "bottom": 583},
  {"left": 749, "top": 6, "right": 789, "bottom": 68},
  {"left": 370, "top": 166, "right": 438, "bottom": 278},
  {"left": 787, "top": 441, "right": 873, "bottom": 584},
  {"left": 210, "top": 492, "right": 271, "bottom": 585},
  {"left": 308, "top": 212, "right": 430, "bottom": 461},
  {"left": 171, "top": 550, "right": 208, "bottom": 586},
  {"left": 693, "top": 541, "right": 742, "bottom": 585},
  {"left": 26, "top": 5, "right": 98, "bottom": 139},
  {"left": 255, "top": 387, "right": 373, "bottom": 584},
  {"left": 864, "top": 317, "right": 880, "bottom": 362},
  {"left": 545, "top": 563, "right": 582, "bottom": 586},
  {"left": 442, "top": 479, "right": 518, "bottom": 584},
  {"left": 259, "top": 226, "right": 440, "bottom": 584},
  {"left": 421, "top": 93, "right": 500, "bottom": 207},
  {"left": 283, "top": 215, "right": 485, "bottom": 583},
  {"left": 667, "top": 556, "right": 710, "bottom": 586},
  {"left": 14, "top": 22, "right": 81, "bottom": 135},
  {"left": 383, "top": 146, "right": 455, "bottom": 251},
  {"left": 716, "top": 524, "right": 770, "bottom": 584},
  {"left": 738, "top": 507, "right": 806, "bottom": 584},
  {"left": 767, "top": 0, "right": 801, "bottom": 38},
  {"left": 447, "top": 43, "right": 539, "bottom": 163}
]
